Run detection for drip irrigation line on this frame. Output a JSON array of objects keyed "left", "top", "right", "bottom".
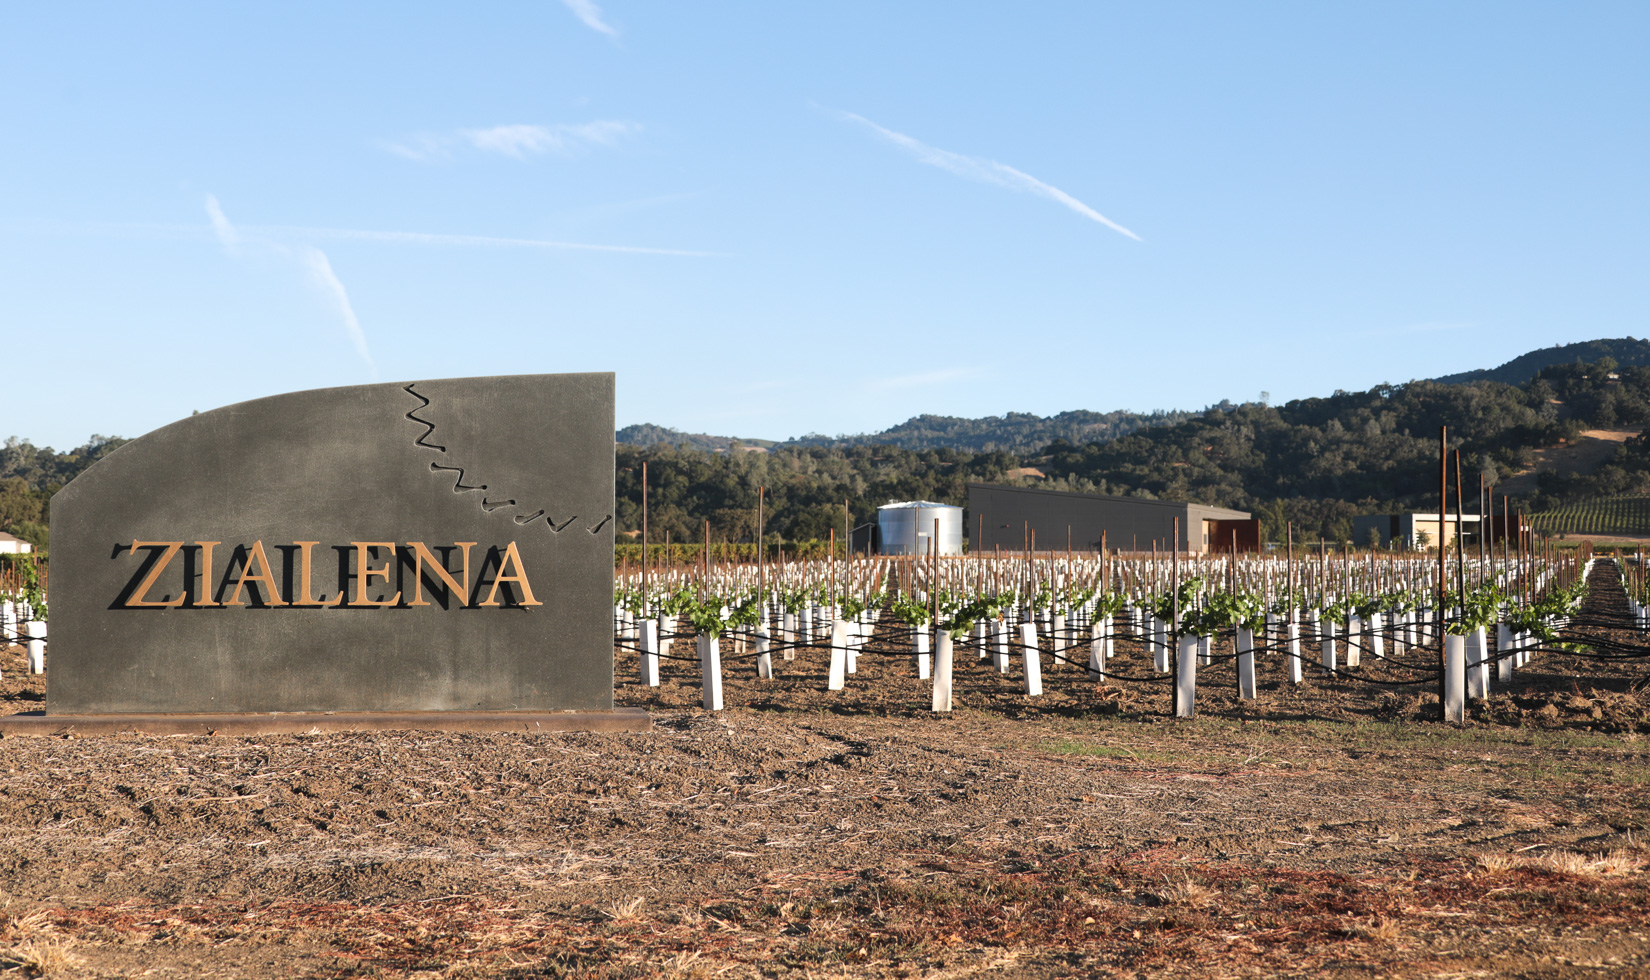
[
  {"left": 0, "top": 625, "right": 38, "bottom": 643},
  {"left": 1343, "top": 653, "right": 1443, "bottom": 675},
  {"left": 1074, "top": 668, "right": 1175, "bottom": 686},
  {"left": 1311, "top": 666, "right": 1443, "bottom": 687}
]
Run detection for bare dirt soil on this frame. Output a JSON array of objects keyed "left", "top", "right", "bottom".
[
  {"left": 1496, "top": 427, "right": 1641, "bottom": 499},
  {"left": 3, "top": 579, "right": 1650, "bottom": 978}
]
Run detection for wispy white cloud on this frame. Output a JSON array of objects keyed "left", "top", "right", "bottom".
[
  {"left": 833, "top": 109, "right": 1142, "bottom": 242},
  {"left": 297, "top": 247, "right": 376, "bottom": 377},
  {"left": 82, "top": 212, "right": 716, "bottom": 258},
  {"left": 255, "top": 224, "right": 721, "bottom": 257},
  {"left": 463, "top": 121, "right": 639, "bottom": 157},
  {"left": 203, "top": 195, "right": 377, "bottom": 376},
  {"left": 384, "top": 120, "right": 640, "bottom": 162},
  {"left": 205, "top": 194, "right": 239, "bottom": 251},
  {"left": 560, "top": 0, "right": 618, "bottom": 37},
  {"left": 382, "top": 133, "right": 451, "bottom": 163}
]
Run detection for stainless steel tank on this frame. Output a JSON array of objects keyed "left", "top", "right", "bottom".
[{"left": 878, "top": 501, "right": 964, "bottom": 556}]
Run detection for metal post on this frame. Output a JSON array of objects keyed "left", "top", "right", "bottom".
[{"left": 1438, "top": 426, "right": 1449, "bottom": 717}]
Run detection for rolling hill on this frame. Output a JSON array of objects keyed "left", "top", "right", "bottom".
[{"left": 1431, "top": 337, "right": 1650, "bottom": 386}]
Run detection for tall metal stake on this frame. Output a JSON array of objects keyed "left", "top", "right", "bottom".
[
  {"left": 641, "top": 460, "right": 649, "bottom": 614},
  {"left": 1438, "top": 426, "right": 1449, "bottom": 716},
  {"left": 1171, "top": 518, "right": 1180, "bottom": 667},
  {"left": 1454, "top": 450, "right": 1467, "bottom": 606}
]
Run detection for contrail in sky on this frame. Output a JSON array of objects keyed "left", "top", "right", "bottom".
[
  {"left": 297, "top": 246, "right": 376, "bottom": 377},
  {"left": 204, "top": 195, "right": 377, "bottom": 377},
  {"left": 255, "top": 224, "right": 720, "bottom": 257},
  {"left": 205, "top": 194, "right": 239, "bottom": 250},
  {"left": 383, "top": 120, "right": 640, "bottom": 162},
  {"left": 835, "top": 110, "right": 1142, "bottom": 241},
  {"left": 560, "top": 0, "right": 618, "bottom": 37}
]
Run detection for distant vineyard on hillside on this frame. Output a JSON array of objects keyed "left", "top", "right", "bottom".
[{"left": 1530, "top": 493, "right": 1650, "bottom": 537}]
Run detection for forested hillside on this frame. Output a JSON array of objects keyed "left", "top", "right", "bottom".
[
  {"left": 18, "top": 350, "right": 1650, "bottom": 552},
  {"left": 615, "top": 423, "right": 776, "bottom": 453},
  {"left": 621, "top": 337, "right": 1650, "bottom": 458},
  {"left": 618, "top": 358, "right": 1650, "bottom": 546},
  {"left": 0, "top": 435, "right": 128, "bottom": 549},
  {"left": 1431, "top": 337, "right": 1650, "bottom": 386},
  {"left": 781, "top": 406, "right": 1207, "bottom": 454}
]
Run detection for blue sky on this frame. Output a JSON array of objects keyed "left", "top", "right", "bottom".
[{"left": 4, "top": 2, "right": 1646, "bottom": 450}]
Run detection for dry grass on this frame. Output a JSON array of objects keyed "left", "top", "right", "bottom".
[
  {"left": 1157, "top": 877, "right": 1220, "bottom": 908},
  {"left": 0, "top": 939, "right": 82, "bottom": 978},
  {"left": 1475, "top": 852, "right": 1518, "bottom": 873},
  {"left": 1476, "top": 848, "right": 1647, "bottom": 878},
  {"left": 1537, "top": 849, "right": 1648, "bottom": 877},
  {"left": 0, "top": 909, "right": 79, "bottom": 976},
  {"left": 1346, "top": 917, "right": 1403, "bottom": 942},
  {"left": 0, "top": 911, "right": 52, "bottom": 945},
  {"left": 0, "top": 851, "right": 1645, "bottom": 979},
  {"left": 601, "top": 895, "right": 647, "bottom": 922}
]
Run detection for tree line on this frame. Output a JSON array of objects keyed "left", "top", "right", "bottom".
[
  {"left": 0, "top": 435, "right": 128, "bottom": 550},
  {"left": 11, "top": 357, "right": 1650, "bottom": 553},
  {"left": 619, "top": 359, "right": 1650, "bottom": 547}
]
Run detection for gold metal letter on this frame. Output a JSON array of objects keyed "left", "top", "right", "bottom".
[
  {"left": 124, "top": 540, "right": 187, "bottom": 608},
  {"left": 478, "top": 541, "right": 543, "bottom": 607},
  {"left": 350, "top": 542, "right": 402, "bottom": 607},
  {"left": 290, "top": 541, "right": 342, "bottom": 606},
  {"left": 406, "top": 541, "right": 474, "bottom": 606},
  {"left": 224, "top": 541, "right": 288, "bottom": 607},
  {"left": 194, "top": 541, "right": 221, "bottom": 606}
]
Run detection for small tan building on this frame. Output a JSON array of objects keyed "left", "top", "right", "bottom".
[
  {"left": 0, "top": 532, "right": 33, "bottom": 555},
  {"left": 1352, "top": 513, "right": 1480, "bottom": 550}
]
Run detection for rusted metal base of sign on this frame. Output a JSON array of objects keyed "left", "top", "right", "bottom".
[{"left": 0, "top": 708, "right": 651, "bottom": 737}]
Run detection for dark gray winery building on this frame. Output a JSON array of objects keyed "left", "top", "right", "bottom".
[{"left": 967, "top": 483, "right": 1257, "bottom": 554}]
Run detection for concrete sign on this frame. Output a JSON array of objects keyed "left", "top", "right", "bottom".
[{"left": 47, "top": 374, "right": 615, "bottom": 715}]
